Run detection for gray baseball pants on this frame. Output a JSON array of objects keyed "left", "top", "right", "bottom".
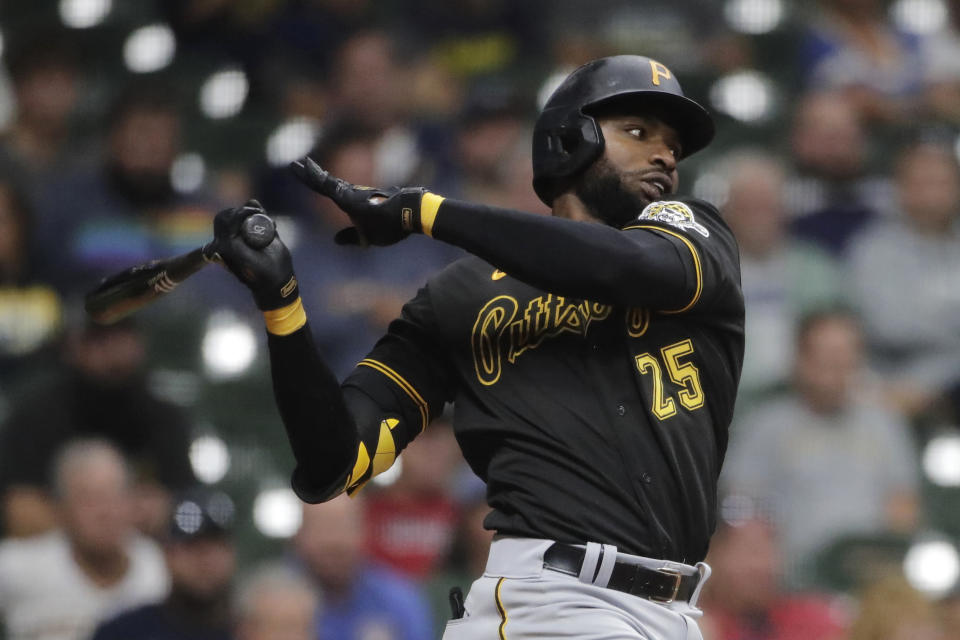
[{"left": 441, "top": 537, "right": 710, "bottom": 640}]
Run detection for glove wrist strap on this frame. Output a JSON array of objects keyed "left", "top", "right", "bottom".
[
  {"left": 254, "top": 274, "right": 300, "bottom": 311},
  {"left": 419, "top": 192, "right": 445, "bottom": 237},
  {"left": 264, "top": 297, "right": 307, "bottom": 335}
]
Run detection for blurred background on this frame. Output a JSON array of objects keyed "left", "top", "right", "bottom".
[{"left": 0, "top": 0, "right": 959, "bottom": 638}]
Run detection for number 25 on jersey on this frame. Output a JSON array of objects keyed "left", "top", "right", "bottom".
[{"left": 634, "top": 339, "right": 705, "bottom": 420}]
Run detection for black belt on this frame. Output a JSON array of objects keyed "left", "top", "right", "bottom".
[{"left": 542, "top": 543, "right": 699, "bottom": 604}]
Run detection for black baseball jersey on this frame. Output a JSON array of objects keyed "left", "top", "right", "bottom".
[{"left": 334, "top": 197, "right": 744, "bottom": 563}]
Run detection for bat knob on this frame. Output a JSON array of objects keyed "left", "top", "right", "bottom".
[{"left": 241, "top": 213, "right": 277, "bottom": 250}]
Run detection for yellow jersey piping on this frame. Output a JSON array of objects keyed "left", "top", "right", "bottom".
[
  {"left": 623, "top": 224, "right": 703, "bottom": 313},
  {"left": 495, "top": 577, "right": 508, "bottom": 640},
  {"left": 357, "top": 359, "right": 429, "bottom": 432}
]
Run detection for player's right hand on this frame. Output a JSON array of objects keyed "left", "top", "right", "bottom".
[
  {"left": 206, "top": 200, "right": 299, "bottom": 311},
  {"left": 289, "top": 156, "right": 432, "bottom": 247}
]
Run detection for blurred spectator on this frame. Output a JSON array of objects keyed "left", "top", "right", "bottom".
[
  {"left": 549, "top": 0, "right": 745, "bottom": 75},
  {"left": 847, "top": 140, "right": 960, "bottom": 419},
  {"left": 445, "top": 85, "right": 547, "bottom": 214},
  {"left": 700, "top": 515, "right": 848, "bottom": 640},
  {"left": 324, "top": 30, "right": 452, "bottom": 188},
  {"left": 0, "top": 439, "right": 169, "bottom": 640},
  {"left": 798, "top": 0, "right": 925, "bottom": 124},
  {"left": 493, "top": 141, "right": 549, "bottom": 213},
  {"left": 265, "top": 121, "right": 459, "bottom": 377},
  {"left": 720, "top": 150, "right": 843, "bottom": 406},
  {"left": 327, "top": 31, "right": 408, "bottom": 137},
  {"left": 786, "top": 91, "right": 891, "bottom": 256},
  {"left": 33, "top": 84, "right": 216, "bottom": 294},
  {"left": 161, "top": 0, "right": 279, "bottom": 63},
  {"left": 846, "top": 575, "right": 945, "bottom": 640},
  {"left": 919, "top": 0, "right": 960, "bottom": 123},
  {"left": 294, "top": 494, "right": 434, "bottom": 640},
  {"left": 364, "top": 419, "right": 463, "bottom": 580},
  {"left": 0, "top": 177, "right": 62, "bottom": 390},
  {"left": 722, "top": 310, "right": 919, "bottom": 587},
  {"left": 264, "top": 0, "right": 384, "bottom": 75},
  {"left": 0, "top": 318, "right": 195, "bottom": 538},
  {"left": 0, "top": 37, "right": 83, "bottom": 200},
  {"left": 396, "top": 0, "right": 548, "bottom": 80},
  {"left": 91, "top": 487, "right": 236, "bottom": 640},
  {"left": 940, "top": 590, "right": 960, "bottom": 640},
  {"left": 234, "top": 563, "right": 319, "bottom": 640},
  {"left": 425, "top": 491, "right": 493, "bottom": 633}
]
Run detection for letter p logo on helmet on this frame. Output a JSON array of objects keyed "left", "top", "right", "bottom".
[{"left": 649, "top": 60, "right": 672, "bottom": 86}]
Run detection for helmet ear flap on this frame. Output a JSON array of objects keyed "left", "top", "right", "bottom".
[
  {"left": 549, "top": 124, "right": 588, "bottom": 156},
  {"left": 574, "top": 115, "right": 603, "bottom": 156},
  {"left": 539, "top": 116, "right": 603, "bottom": 176},
  {"left": 545, "top": 130, "right": 565, "bottom": 155},
  {"left": 532, "top": 111, "right": 604, "bottom": 204}
]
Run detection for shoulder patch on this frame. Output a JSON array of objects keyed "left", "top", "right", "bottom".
[{"left": 637, "top": 201, "right": 709, "bottom": 238}]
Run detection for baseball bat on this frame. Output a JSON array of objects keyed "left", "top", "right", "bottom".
[{"left": 84, "top": 212, "right": 276, "bottom": 325}]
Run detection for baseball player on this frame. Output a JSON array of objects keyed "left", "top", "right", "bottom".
[{"left": 212, "top": 55, "right": 744, "bottom": 639}]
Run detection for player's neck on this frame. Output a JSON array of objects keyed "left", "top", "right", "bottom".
[{"left": 552, "top": 192, "right": 603, "bottom": 224}]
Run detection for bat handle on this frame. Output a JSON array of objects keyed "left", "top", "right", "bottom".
[
  {"left": 203, "top": 211, "right": 277, "bottom": 261},
  {"left": 241, "top": 212, "right": 276, "bottom": 249}
]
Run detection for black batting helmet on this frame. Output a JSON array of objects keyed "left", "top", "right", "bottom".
[{"left": 532, "top": 55, "right": 715, "bottom": 206}]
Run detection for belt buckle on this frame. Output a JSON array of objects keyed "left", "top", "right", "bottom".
[{"left": 651, "top": 567, "right": 682, "bottom": 604}]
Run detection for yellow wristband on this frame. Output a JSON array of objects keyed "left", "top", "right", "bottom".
[
  {"left": 420, "top": 192, "right": 445, "bottom": 237},
  {"left": 263, "top": 297, "right": 307, "bottom": 336}
]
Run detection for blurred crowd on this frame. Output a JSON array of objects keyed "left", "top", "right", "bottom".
[{"left": 0, "top": 0, "right": 960, "bottom": 638}]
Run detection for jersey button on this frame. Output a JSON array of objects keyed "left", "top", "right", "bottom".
[
  {"left": 617, "top": 404, "right": 626, "bottom": 416},
  {"left": 641, "top": 473, "right": 653, "bottom": 484}
]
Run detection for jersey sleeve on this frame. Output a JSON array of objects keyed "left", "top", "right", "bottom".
[
  {"left": 622, "top": 198, "right": 742, "bottom": 316},
  {"left": 429, "top": 196, "right": 737, "bottom": 310},
  {"left": 335, "top": 284, "right": 456, "bottom": 495}
]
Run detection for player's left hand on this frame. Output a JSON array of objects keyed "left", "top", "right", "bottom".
[
  {"left": 289, "top": 156, "right": 430, "bottom": 247},
  {"left": 207, "top": 200, "right": 299, "bottom": 311}
]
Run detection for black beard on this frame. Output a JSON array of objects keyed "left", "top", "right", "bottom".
[{"left": 574, "top": 158, "right": 650, "bottom": 228}]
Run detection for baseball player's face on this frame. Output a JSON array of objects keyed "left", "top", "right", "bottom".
[
  {"left": 575, "top": 113, "right": 681, "bottom": 227},
  {"left": 599, "top": 113, "right": 680, "bottom": 199}
]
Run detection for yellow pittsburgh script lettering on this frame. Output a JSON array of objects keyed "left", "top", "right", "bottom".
[
  {"left": 471, "top": 296, "right": 519, "bottom": 386},
  {"left": 627, "top": 308, "right": 651, "bottom": 337},
  {"left": 471, "top": 294, "right": 611, "bottom": 385}
]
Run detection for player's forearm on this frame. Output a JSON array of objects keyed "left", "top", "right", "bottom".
[
  {"left": 265, "top": 318, "right": 359, "bottom": 503},
  {"left": 429, "top": 199, "right": 691, "bottom": 308}
]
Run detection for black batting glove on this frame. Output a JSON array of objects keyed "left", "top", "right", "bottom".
[
  {"left": 290, "top": 156, "right": 431, "bottom": 246},
  {"left": 206, "top": 200, "right": 299, "bottom": 311}
]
